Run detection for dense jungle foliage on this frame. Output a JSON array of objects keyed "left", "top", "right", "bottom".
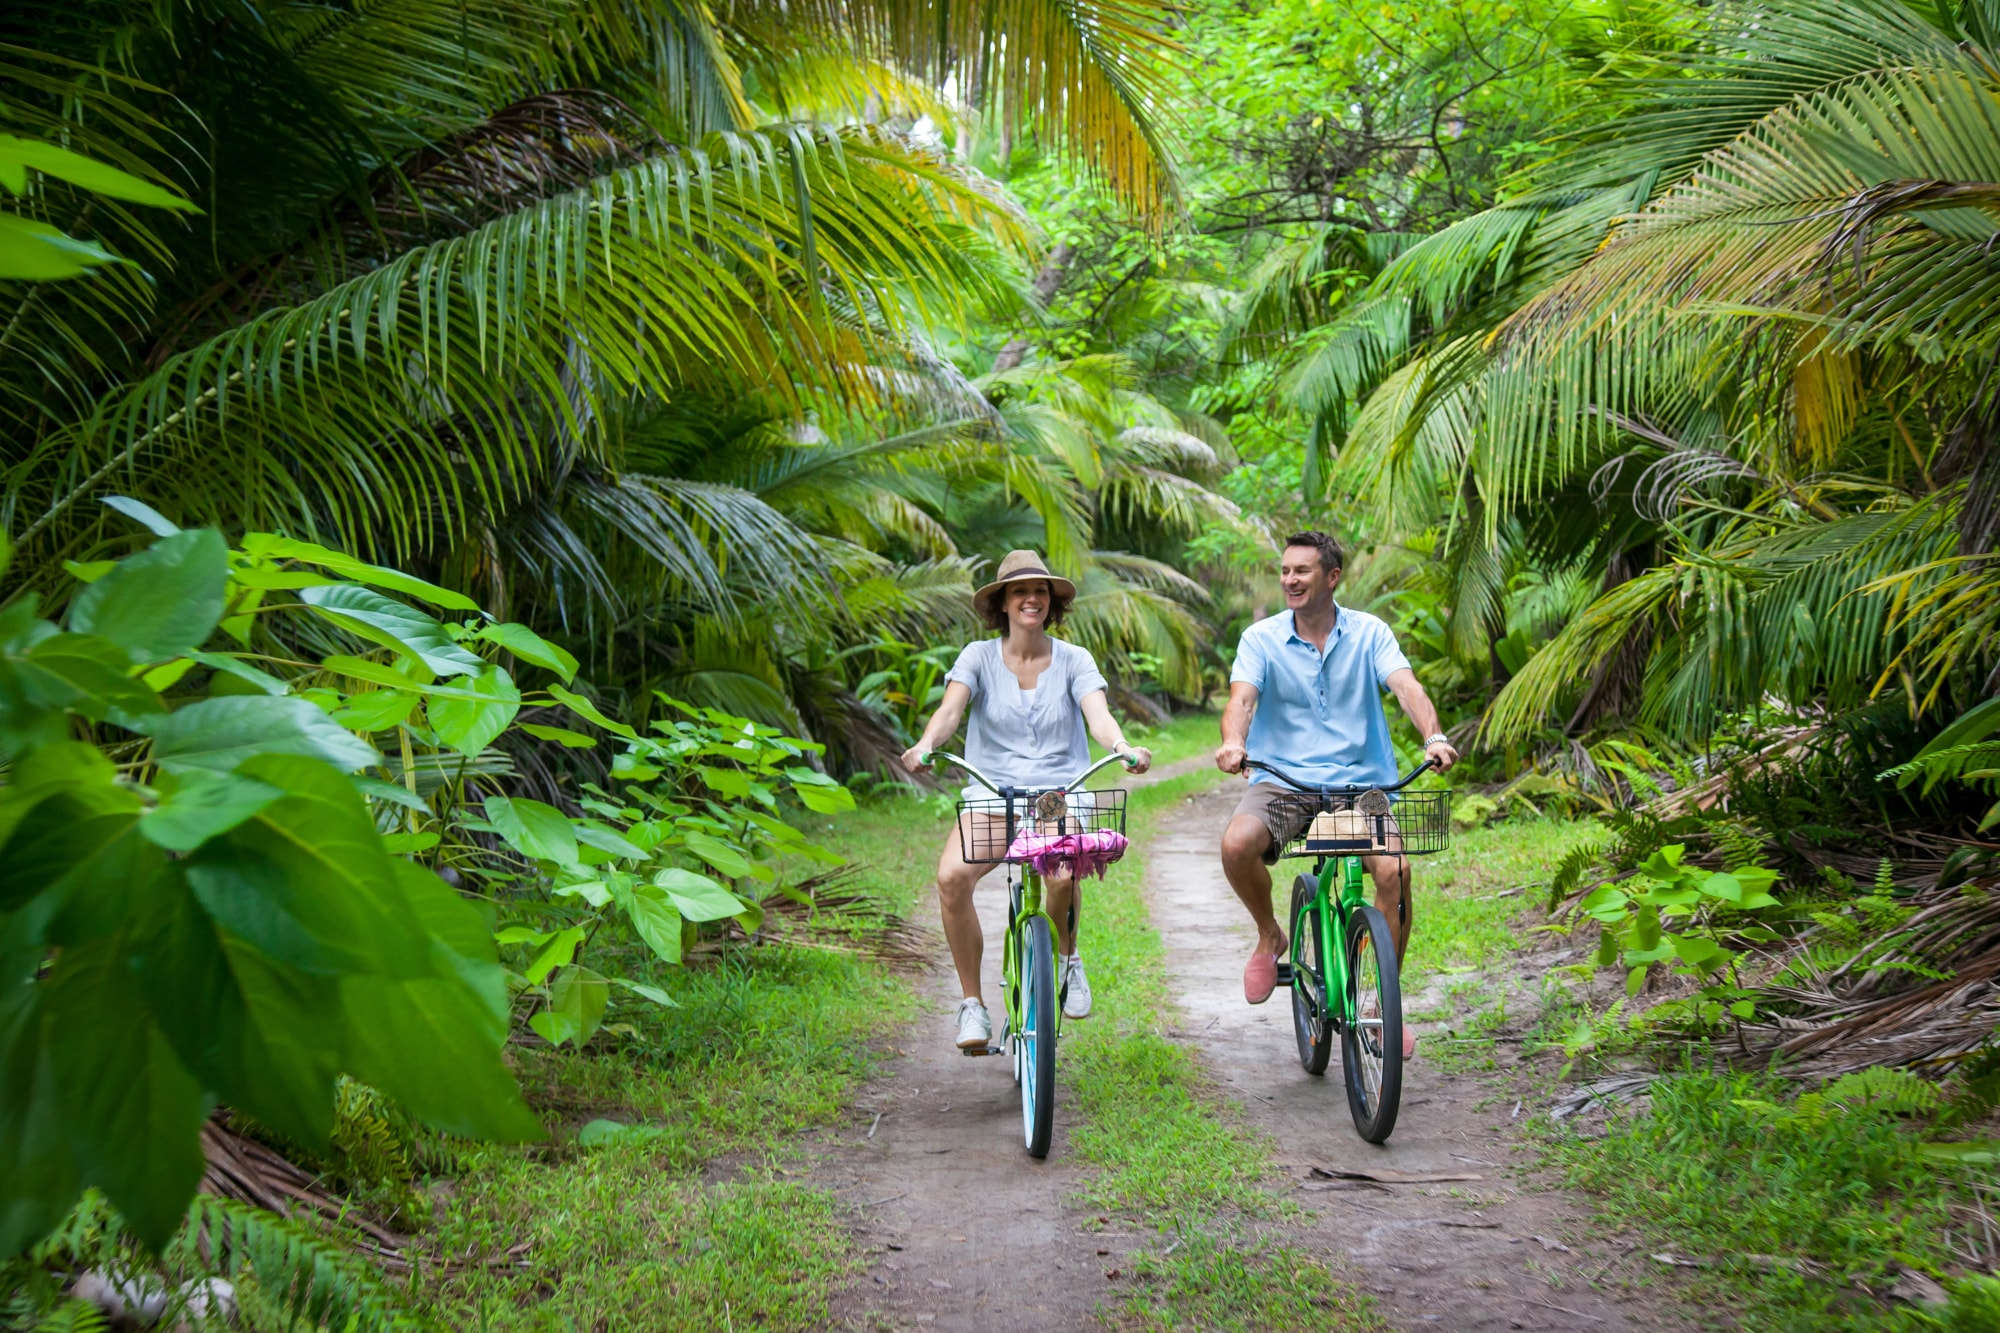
[{"left": 3, "top": 0, "right": 1998, "bottom": 1324}]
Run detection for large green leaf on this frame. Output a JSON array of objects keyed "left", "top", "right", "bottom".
[
  {"left": 184, "top": 757, "right": 435, "bottom": 978},
  {"left": 474, "top": 623, "right": 578, "bottom": 681},
  {"left": 241, "top": 534, "right": 478, "bottom": 610},
  {"left": 0, "top": 213, "right": 122, "bottom": 279},
  {"left": 343, "top": 975, "right": 542, "bottom": 1139},
  {"left": 529, "top": 966, "right": 611, "bottom": 1048},
  {"left": 299, "top": 585, "right": 484, "bottom": 677},
  {"left": 4, "top": 633, "right": 163, "bottom": 726},
  {"left": 429, "top": 664, "right": 522, "bottom": 757},
  {"left": 140, "top": 771, "right": 285, "bottom": 852},
  {"left": 0, "top": 982, "right": 79, "bottom": 1260},
  {"left": 482, "top": 795, "right": 580, "bottom": 866},
  {"left": 68, "top": 529, "right": 228, "bottom": 663},
  {"left": 651, "top": 867, "right": 746, "bottom": 923},
  {"left": 0, "top": 802, "right": 155, "bottom": 934},
  {"left": 0, "top": 135, "right": 195, "bottom": 211},
  {"left": 681, "top": 830, "right": 752, "bottom": 879},
  {"left": 612, "top": 881, "right": 684, "bottom": 964},
  {"left": 42, "top": 941, "right": 209, "bottom": 1250},
  {"left": 138, "top": 696, "right": 379, "bottom": 775}
]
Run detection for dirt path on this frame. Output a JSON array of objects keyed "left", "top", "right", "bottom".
[
  {"left": 1147, "top": 782, "right": 1653, "bottom": 1331},
  {"left": 826, "top": 763, "right": 1658, "bottom": 1330},
  {"left": 820, "top": 758, "right": 1214, "bottom": 1330}
]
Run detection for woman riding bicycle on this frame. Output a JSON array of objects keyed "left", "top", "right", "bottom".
[{"left": 899, "top": 550, "right": 1153, "bottom": 1050}]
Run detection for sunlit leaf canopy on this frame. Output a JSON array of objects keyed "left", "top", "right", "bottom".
[{"left": 0, "top": 0, "right": 1214, "bottom": 745}]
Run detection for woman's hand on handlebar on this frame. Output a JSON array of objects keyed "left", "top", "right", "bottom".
[
  {"left": 1214, "top": 741, "right": 1247, "bottom": 774},
  {"left": 898, "top": 745, "right": 930, "bottom": 775},
  {"left": 1117, "top": 743, "right": 1153, "bottom": 775}
]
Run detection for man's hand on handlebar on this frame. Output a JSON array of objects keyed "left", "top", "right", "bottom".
[
  {"left": 1214, "top": 741, "right": 1247, "bottom": 775},
  {"left": 1117, "top": 743, "right": 1154, "bottom": 775},
  {"left": 898, "top": 745, "right": 931, "bottom": 775},
  {"left": 1423, "top": 738, "right": 1460, "bottom": 772}
]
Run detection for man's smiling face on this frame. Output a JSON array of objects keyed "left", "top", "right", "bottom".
[{"left": 1279, "top": 545, "right": 1337, "bottom": 611}]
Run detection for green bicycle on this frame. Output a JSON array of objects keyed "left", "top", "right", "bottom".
[
  {"left": 923, "top": 750, "right": 1135, "bottom": 1158},
  {"left": 1248, "top": 757, "right": 1450, "bottom": 1144}
]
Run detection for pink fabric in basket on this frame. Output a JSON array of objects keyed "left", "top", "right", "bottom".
[{"left": 1003, "top": 829, "right": 1130, "bottom": 880}]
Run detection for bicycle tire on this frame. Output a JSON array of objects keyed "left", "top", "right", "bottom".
[
  {"left": 1340, "top": 904, "right": 1404, "bottom": 1144},
  {"left": 1288, "top": 873, "right": 1332, "bottom": 1076},
  {"left": 1020, "top": 913, "right": 1058, "bottom": 1158}
]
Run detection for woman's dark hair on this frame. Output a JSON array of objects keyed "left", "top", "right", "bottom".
[
  {"left": 981, "top": 579, "right": 1072, "bottom": 634},
  {"left": 1282, "top": 530, "right": 1346, "bottom": 574}
]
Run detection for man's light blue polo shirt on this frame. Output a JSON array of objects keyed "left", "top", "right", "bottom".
[{"left": 1231, "top": 605, "right": 1411, "bottom": 787}]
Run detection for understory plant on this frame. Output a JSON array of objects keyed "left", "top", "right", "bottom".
[
  {"left": 1575, "top": 843, "right": 1784, "bottom": 1025},
  {"left": 0, "top": 501, "right": 858, "bottom": 1267}
]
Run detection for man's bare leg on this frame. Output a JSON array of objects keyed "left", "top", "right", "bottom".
[
  {"left": 1362, "top": 854, "right": 1414, "bottom": 962},
  {"left": 1221, "top": 813, "right": 1286, "bottom": 956}
]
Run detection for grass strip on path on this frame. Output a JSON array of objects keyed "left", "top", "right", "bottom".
[{"left": 1063, "top": 768, "right": 1386, "bottom": 1330}]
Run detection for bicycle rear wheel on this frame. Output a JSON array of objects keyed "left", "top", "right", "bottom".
[
  {"left": 1020, "top": 914, "right": 1057, "bottom": 1158},
  {"left": 1288, "top": 873, "right": 1332, "bottom": 1076},
  {"left": 1340, "top": 905, "right": 1404, "bottom": 1144}
]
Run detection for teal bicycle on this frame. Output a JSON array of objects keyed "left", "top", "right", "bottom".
[
  {"left": 923, "top": 750, "right": 1135, "bottom": 1158},
  {"left": 1249, "top": 757, "right": 1450, "bottom": 1144}
]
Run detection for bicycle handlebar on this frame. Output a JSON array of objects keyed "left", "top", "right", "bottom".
[
  {"left": 1240, "top": 756, "right": 1437, "bottom": 794},
  {"left": 921, "top": 748, "right": 1136, "bottom": 797}
]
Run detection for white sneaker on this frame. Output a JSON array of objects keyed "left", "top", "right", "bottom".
[
  {"left": 955, "top": 997, "right": 992, "bottom": 1050},
  {"left": 1060, "top": 953, "right": 1093, "bottom": 1019}
]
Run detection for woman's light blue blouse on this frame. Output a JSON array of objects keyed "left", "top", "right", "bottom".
[{"left": 945, "top": 637, "right": 1108, "bottom": 798}]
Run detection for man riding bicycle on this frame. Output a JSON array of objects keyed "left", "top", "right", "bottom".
[{"left": 1214, "top": 532, "right": 1458, "bottom": 1055}]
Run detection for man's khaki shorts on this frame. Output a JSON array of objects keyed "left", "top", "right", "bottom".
[{"left": 1231, "top": 783, "right": 1315, "bottom": 865}]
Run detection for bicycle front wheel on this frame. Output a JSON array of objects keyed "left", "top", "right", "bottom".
[
  {"left": 1341, "top": 905, "right": 1404, "bottom": 1144},
  {"left": 1288, "top": 873, "right": 1332, "bottom": 1076},
  {"left": 1019, "top": 914, "right": 1057, "bottom": 1157}
]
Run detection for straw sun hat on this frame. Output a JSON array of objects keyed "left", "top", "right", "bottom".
[{"left": 972, "top": 549, "right": 1077, "bottom": 618}]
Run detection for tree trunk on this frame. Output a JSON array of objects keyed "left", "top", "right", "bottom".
[{"left": 991, "top": 243, "right": 1075, "bottom": 372}]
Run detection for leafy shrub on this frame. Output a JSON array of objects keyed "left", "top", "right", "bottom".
[{"left": 0, "top": 504, "right": 857, "bottom": 1258}]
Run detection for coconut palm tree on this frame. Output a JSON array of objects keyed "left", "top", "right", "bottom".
[
  {"left": 0, "top": 0, "right": 1182, "bottom": 595},
  {"left": 1264, "top": 0, "right": 1999, "bottom": 750}
]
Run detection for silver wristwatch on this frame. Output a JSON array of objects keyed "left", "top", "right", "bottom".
[{"left": 1423, "top": 733, "right": 1451, "bottom": 748}]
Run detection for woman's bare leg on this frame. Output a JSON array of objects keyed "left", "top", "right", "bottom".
[
  {"left": 937, "top": 820, "right": 996, "bottom": 1000},
  {"left": 1045, "top": 870, "right": 1080, "bottom": 954}
]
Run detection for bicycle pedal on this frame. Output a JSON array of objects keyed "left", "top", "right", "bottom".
[
  {"left": 1274, "top": 963, "right": 1294, "bottom": 987},
  {"left": 961, "top": 1043, "right": 1005, "bottom": 1057}
]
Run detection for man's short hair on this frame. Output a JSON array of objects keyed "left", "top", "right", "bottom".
[{"left": 1282, "top": 530, "right": 1345, "bottom": 574}]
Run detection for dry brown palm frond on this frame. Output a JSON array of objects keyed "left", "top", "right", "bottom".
[
  {"left": 1741, "top": 870, "right": 2000, "bottom": 1080},
  {"left": 692, "top": 866, "right": 940, "bottom": 969}
]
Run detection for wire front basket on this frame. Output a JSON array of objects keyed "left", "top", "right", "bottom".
[
  {"left": 956, "top": 788, "right": 1129, "bottom": 865},
  {"left": 1271, "top": 788, "right": 1451, "bottom": 859}
]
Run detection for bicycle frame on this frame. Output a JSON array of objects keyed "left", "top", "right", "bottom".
[
  {"left": 924, "top": 748, "right": 1132, "bottom": 1055},
  {"left": 1247, "top": 755, "right": 1435, "bottom": 1038},
  {"left": 1297, "top": 852, "right": 1371, "bottom": 1031}
]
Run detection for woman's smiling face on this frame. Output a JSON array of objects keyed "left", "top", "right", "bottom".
[{"left": 1004, "top": 579, "right": 1052, "bottom": 631}]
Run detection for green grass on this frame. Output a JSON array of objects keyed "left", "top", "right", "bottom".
[
  {"left": 412, "top": 808, "right": 935, "bottom": 1330},
  {"left": 1112, "top": 1233, "right": 1383, "bottom": 1331},
  {"left": 1400, "top": 814, "right": 1600, "bottom": 993},
  {"left": 1066, "top": 772, "right": 1279, "bottom": 1225},
  {"left": 1063, "top": 770, "right": 1386, "bottom": 1328},
  {"left": 1543, "top": 1069, "right": 1994, "bottom": 1332},
  {"left": 1125, "top": 707, "right": 1220, "bottom": 768}
]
